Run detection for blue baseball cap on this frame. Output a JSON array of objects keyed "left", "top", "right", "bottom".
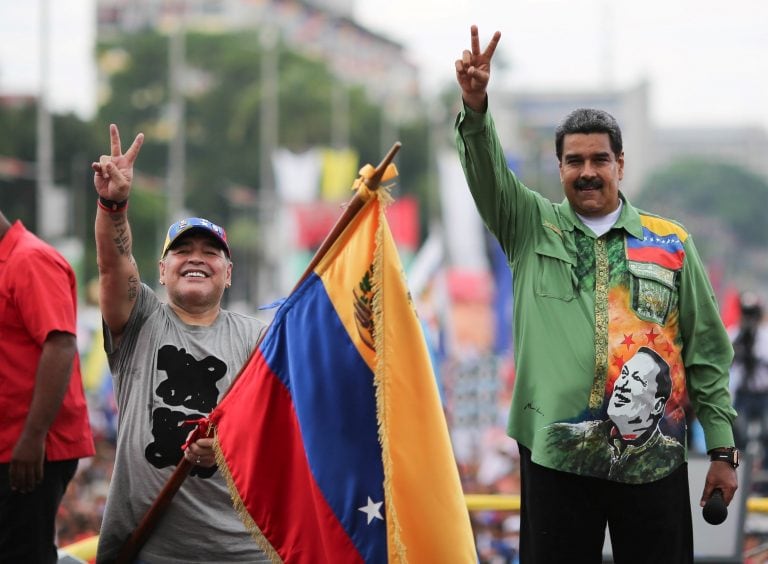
[{"left": 161, "top": 217, "right": 230, "bottom": 258}]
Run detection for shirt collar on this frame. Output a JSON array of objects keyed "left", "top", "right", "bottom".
[{"left": 559, "top": 192, "right": 644, "bottom": 239}]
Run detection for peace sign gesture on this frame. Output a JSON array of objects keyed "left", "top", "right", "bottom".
[
  {"left": 455, "top": 25, "right": 501, "bottom": 112},
  {"left": 92, "top": 123, "right": 144, "bottom": 203}
]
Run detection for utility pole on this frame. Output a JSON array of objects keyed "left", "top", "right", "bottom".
[
  {"left": 256, "top": 27, "right": 280, "bottom": 304},
  {"left": 331, "top": 82, "right": 350, "bottom": 150},
  {"left": 36, "top": 0, "right": 54, "bottom": 239},
  {"left": 167, "top": 6, "right": 187, "bottom": 226},
  {"left": 259, "top": 28, "right": 278, "bottom": 195}
]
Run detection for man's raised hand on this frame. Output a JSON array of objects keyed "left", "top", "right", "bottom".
[
  {"left": 455, "top": 25, "right": 501, "bottom": 112},
  {"left": 92, "top": 123, "right": 144, "bottom": 203}
]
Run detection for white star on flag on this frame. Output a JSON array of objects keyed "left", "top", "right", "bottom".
[{"left": 358, "top": 496, "right": 384, "bottom": 525}]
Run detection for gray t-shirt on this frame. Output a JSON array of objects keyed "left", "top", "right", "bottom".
[{"left": 96, "top": 284, "right": 270, "bottom": 563}]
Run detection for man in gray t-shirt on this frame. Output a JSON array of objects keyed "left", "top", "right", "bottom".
[{"left": 92, "top": 124, "right": 269, "bottom": 563}]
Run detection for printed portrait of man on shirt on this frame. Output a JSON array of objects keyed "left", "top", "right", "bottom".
[{"left": 544, "top": 346, "right": 685, "bottom": 482}]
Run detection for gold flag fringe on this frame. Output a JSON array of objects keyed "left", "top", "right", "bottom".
[
  {"left": 371, "top": 187, "right": 408, "bottom": 563},
  {"left": 212, "top": 426, "right": 283, "bottom": 563}
]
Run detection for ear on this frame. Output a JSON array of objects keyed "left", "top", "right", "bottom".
[
  {"left": 652, "top": 397, "right": 666, "bottom": 416},
  {"left": 158, "top": 259, "right": 166, "bottom": 285},
  {"left": 225, "top": 260, "right": 233, "bottom": 288},
  {"left": 617, "top": 151, "right": 625, "bottom": 181}
]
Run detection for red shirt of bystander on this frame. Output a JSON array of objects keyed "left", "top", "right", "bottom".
[{"left": 0, "top": 220, "right": 94, "bottom": 461}]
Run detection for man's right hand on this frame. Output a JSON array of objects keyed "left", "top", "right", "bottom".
[
  {"left": 92, "top": 123, "right": 144, "bottom": 202},
  {"left": 9, "top": 433, "right": 45, "bottom": 493},
  {"left": 455, "top": 25, "right": 501, "bottom": 113}
]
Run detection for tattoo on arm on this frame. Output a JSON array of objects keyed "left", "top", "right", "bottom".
[{"left": 110, "top": 213, "right": 132, "bottom": 256}]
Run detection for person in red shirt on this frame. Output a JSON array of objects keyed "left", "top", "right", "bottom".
[{"left": 0, "top": 208, "right": 95, "bottom": 563}]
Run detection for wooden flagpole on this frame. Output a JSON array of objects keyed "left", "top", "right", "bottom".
[{"left": 115, "top": 141, "right": 401, "bottom": 564}]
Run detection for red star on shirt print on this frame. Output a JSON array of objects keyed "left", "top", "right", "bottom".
[
  {"left": 621, "top": 333, "right": 635, "bottom": 349},
  {"left": 645, "top": 328, "right": 660, "bottom": 345}
]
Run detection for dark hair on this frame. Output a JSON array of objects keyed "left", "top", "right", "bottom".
[
  {"left": 555, "top": 108, "right": 623, "bottom": 161},
  {"left": 636, "top": 346, "right": 671, "bottom": 401}
]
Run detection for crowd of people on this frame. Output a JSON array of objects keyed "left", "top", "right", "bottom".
[{"left": 55, "top": 441, "right": 114, "bottom": 548}]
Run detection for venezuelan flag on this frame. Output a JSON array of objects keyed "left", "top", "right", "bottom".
[
  {"left": 625, "top": 219, "right": 687, "bottom": 270},
  {"left": 209, "top": 171, "right": 476, "bottom": 563}
]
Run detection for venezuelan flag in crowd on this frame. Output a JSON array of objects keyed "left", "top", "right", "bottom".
[{"left": 209, "top": 166, "right": 476, "bottom": 563}]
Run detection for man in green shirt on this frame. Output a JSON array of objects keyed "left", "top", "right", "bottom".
[{"left": 454, "top": 25, "right": 738, "bottom": 563}]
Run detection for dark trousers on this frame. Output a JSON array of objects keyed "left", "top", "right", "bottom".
[
  {"left": 0, "top": 458, "right": 79, "bottom": 564},
  {"left": 518, "top": 444, "right": 693, "bottom": 564}
]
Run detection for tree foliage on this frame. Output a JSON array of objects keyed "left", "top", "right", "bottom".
[
  {"left": 3, "top": 28, "right": 437, "bottom": 299},
  {"left": 95, "top": 30, "right": 430, "bottom": 208},
  {"left": 91, "top": 29, "right": 432, "bottom": 287}
]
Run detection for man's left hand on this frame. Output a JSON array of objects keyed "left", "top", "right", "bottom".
[
  {"left": 700, "top": 462, "right": 738, "bottom": 507},
  {"left": 184, "top": 436, "right": 217, "bottom": 468}
]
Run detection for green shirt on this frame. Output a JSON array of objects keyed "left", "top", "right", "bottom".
[{"left": 456, "top": 106, "right": 736, "bottom": 484}]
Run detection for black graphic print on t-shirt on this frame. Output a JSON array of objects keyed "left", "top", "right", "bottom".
[{"left": 144, "top": 344, "right": 227, "bottom": 478}]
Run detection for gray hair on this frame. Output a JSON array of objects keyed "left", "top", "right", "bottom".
[{"left": 555, "top": 108, "right": 623, "bottom": 161}]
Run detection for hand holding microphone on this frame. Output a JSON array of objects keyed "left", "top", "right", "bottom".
[
  {"left": 702, "top": 447, "right": 739, "bottom": 525},
  {"left": 702, "top": 488, "right": 727, "bottom": 525}
]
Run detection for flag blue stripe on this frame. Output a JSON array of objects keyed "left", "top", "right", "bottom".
[
  {"left": 626, "top": 227, "right": 684, "bottom": 254},
  {"left": 260, "top": 273, "right": 388, "bottom": 562}
]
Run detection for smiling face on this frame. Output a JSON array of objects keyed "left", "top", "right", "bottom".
[
  {"left": 608, "top": 350, "right": 667, "bottom": 440},
  {"left": 158, "top": 232, "right": 232, "bottom": 318},
  {"left": 559, "top": 132, "right": 623, "bottom": 218}
]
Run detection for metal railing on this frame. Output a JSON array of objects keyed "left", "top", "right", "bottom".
[{"left": 465, "top": 493, "right": 768, "bottom": 513}]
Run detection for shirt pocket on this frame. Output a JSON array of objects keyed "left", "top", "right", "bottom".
[
  {"left": 534, "top": 243, "right": 577, "bottom": 301},
  {"left": 627, "top": 261, "right": 678, "bottom": 325}
]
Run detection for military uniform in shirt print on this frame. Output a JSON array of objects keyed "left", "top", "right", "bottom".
[
  {"left": 543, "top": 217, "right": 689, "bottom": 483},
  {"left": 144, "top": 344, "right": 225, "bottom": 479}
]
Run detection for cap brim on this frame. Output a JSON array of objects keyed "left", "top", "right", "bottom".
[{"left": 163, "top": 227, "right": 230, "bottom": 257}]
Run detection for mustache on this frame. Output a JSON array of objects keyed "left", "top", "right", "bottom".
[{"left": 574, "top": 177, "right": 604, "bottom": 190}]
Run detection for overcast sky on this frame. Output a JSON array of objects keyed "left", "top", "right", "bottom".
[
  {"left": 0, "top": 0, "right": 96, "bottom": 116},
  {"left": 1, "top": 0, "right": 767, "bottom": 130},
  {"left": 354, "top": 0, "right": 768, "bottom": 130}
]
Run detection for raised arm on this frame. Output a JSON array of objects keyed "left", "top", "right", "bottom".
[
  {"left": 454, "top": 25, "right": 501, "bottom": 112},
  {"left": 92, "top": 124, "right": 145, "bottom": 338}
]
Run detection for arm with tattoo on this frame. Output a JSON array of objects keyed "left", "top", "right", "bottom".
[{"left": 93, "top": 124, "right": 145, "bottom": 338}]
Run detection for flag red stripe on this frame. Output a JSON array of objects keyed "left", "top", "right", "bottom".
[
  {"left": 213, "top": 351, "right": 364, "bottom": 564},
  {"left": 626, "top": 247, "right": 683, "bottom": 270}
]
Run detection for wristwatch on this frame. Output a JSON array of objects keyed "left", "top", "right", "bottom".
[{"left": 709, "top": 447, "right": 739, "bottom": 469}]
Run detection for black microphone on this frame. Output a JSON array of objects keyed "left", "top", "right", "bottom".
[{"left": 702, "top": 489, "right": 728, "bottom": 525}]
